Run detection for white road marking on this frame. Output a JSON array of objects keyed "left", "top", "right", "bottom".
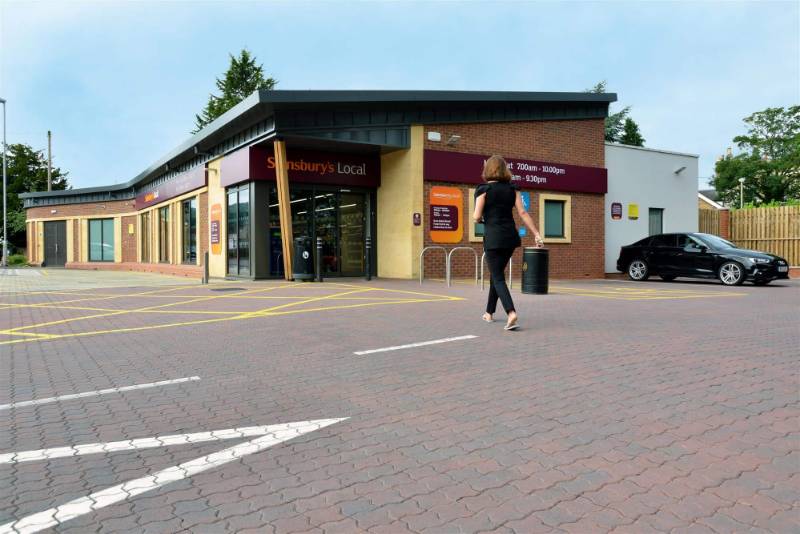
[
  {"left": 0, "top": 418, "right": 347, "bottom": 534},
  {"left": 0, "top": 421, "right": 324, "bottom": 464},
  {"left": 0, "top": 376, "right": 201, "bottom": 411},
  {"left": 354, "top": 335, "right": 478, "bottom": 355}
]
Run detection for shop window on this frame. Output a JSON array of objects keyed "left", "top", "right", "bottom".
[
  {"left": 227, "top": 185, "right": 250, "bottom": 276},
  {"left": 182, "top": 197, "right": 197, "bottom": 264},
  {"left": 140, "top": 211, "right": 151, "bottom": 263},
  {"left": 88, "top": 218, "right": 114, "bottom": 262},
  {"left": 538, "top": 193, "right": 572, "bottom": 243},
  {"left": 158, "top": 206, "right": 170, "bottom": 263}
]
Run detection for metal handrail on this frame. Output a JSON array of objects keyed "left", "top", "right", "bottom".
[
  {"left": 480, "top": 251, "right": 513, "bottom": 290},
  {"left": 419, "top": 246, "right": 447, "bottom": 285},
  {"left": 446, "top": 247, "right": 479, "bottom": 287}
]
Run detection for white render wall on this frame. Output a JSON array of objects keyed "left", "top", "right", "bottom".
[{"left": 605, "top": 143, "right": 699, "bottom": 273}]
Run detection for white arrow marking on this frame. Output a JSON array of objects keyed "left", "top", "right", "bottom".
[
  {"left": 0, "top": 376, "right": 201, "bottom": 411},
  {"left": 0, "top": 418, "right": 347, "bottom": 534}
]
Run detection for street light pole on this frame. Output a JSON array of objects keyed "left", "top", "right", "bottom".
[
  {"left": 0, "top": 97, "right": 7, "bottom": 267},
  {"left": 738, "top": 177, "right": 745, "bottom": 209}
]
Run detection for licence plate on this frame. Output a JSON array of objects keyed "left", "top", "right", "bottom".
[{"left": 778, "top": 266, "right": 788, "bottom": 272}]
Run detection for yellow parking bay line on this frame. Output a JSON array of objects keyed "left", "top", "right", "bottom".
[
  {"left": 550, "top": 286, "right": 746, "bottom": 300},
  {"left": 0, "top": 287, "right": 456, "bottom": 346}
]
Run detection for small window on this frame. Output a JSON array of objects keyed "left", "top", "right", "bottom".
[
  {"left": 544, "top": 200, "right": 565, "bottom": 238},
  {"left": 538, "top": 193, "right": 572, "bottom": 243},
  {"left": 89, "top": 218, "right": 115, "bottom": 262}
]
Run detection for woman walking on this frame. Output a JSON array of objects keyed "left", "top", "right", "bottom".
[{"left": 473, "top": 155, "right": 543, "bottom": 331}]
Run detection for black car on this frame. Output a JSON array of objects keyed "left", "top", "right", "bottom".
[{"left": 617, "top": 233, "right": 790, "bottom": 286}]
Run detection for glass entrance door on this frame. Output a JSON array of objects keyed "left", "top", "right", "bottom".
[
  {"left": 268, "top": 186, "right": 369, "bottom": 278},
  {"left": 339, "top": 193, "right": 366, "bottom": 276}
]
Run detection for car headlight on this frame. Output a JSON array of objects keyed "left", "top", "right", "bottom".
[{"left": 751, "top": 258, "right": 770, "bottom": 264}]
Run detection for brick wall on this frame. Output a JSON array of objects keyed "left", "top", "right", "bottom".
[
  {"left": 27, "top": 199, "right": 136, "bottom": 220},
  {"left": 422, "top": 119, "right": 606, "bottom": 280},
  {"left": 719, "top": 209, "right": 731, "bottom": 240},
  {"left": 121, "top": 215, "right": 137, "bottom": 262}
]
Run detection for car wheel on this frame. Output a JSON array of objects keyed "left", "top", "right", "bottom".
[
  {"left": 718, "top": 261, "right": 745, "bottom": 286},
  {"left": 753, "top": 279, "right": 771, "bottom": 286},
  {"left": 628, "top": 259, "right": 649, "bottom": 281},
  {"left": 660, "top": 275, "right": 676, "bottom": 282}
]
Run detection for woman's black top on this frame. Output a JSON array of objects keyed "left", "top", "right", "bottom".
[{"left": 475, "top": 181, "right": 521, "bottom": 250}]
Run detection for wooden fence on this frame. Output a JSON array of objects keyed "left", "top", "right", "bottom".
[
  {"left": 730, "top": 206, "right": 800, "bottom": 266},
  {"left": 699, "top": 209, "right": 720, "bottom": 235}
]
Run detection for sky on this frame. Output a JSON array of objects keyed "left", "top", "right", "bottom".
[{"left": 1, "top": 0, "right": 798, "bottom": 191}]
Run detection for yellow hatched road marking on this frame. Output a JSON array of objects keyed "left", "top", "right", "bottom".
[{"left": 0, "top": 293, "right": 455, "bottom": 346}]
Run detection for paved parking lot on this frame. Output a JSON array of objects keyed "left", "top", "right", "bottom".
[{"left": 1, "top": 271, "right": 798, "bottom": 533}]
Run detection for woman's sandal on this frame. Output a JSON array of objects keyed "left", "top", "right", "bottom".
[
  {"left": 482, "top": 313, "right": 494, "bottom": 323},
  {"left": 504, "top": 321, "right": 519, "bottom": 331}
]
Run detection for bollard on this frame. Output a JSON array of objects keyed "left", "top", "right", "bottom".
[
  {"left": 365, "top": 235, "right": 372, "bottom": 281},
  {"left": 315, "top": 237, "right": 324, "bottom": 283},
  {"left": 202, "top": 251, "right": 209, "bottom": 284}
]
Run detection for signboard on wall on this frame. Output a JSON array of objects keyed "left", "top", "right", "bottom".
[
  {"left": 220, "top": 146, "right": 380, "bottom": 188},
  {"left": 210, "top": 203, "right": 222, "bottom": 255},
  {"left": 628, "top": 203, "right": 639, "bottom": 220},
  {"left": 423, "top": 149, "right": 607, "bottom": 194},
  {"left": 429, "top": 186, "right": 463, "bottom": 243},
  {"left": 135, "top": 166, "right": 207, "bottom": 209},
  {"left": 611, "top": 202, "right": 622, "bottom": 220}
]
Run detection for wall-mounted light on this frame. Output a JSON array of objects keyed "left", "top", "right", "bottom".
[
  {"left": 447, "top": 134, "right": 461, "bottom": 146},
  {"left": 427, "top": 132, "right": 442, "bottom": 142},
  {"left": 50, "top": 209, "right": 57, "bottom": 214},
  {"left": 674, "top": 166, "right": 686, "bottom": 175}
]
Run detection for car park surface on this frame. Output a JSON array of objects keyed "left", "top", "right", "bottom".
[{"left": 1, "top": 271, "right": 798, "bottom": 533}]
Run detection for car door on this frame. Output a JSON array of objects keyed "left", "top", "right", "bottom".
[
  {"left": 676, "top": 234, "right": 714, "bottom": 277},
  {"left": 648, "top": 234, "right": 678, "bottom": 273}
]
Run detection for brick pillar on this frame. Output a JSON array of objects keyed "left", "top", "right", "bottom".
[{"left": 719, "top": 209, "right": 730, "bottom": 239}]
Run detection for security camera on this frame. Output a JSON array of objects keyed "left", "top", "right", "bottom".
[{"left": 674, "top": 166, "right": 686, "bottom": 175}]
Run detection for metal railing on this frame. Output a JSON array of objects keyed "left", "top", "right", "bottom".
[
  {"left": 480, "top": 251, "right": 513, "bottom": 291},
  {"left": 419, "top": 246, "right": 447, "bottom": 285},
  {"left": 446, "top": 247, "right": 479, "bottom": 287}
]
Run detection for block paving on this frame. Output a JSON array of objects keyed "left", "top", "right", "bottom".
[{"left": 0, "top": 270, "right": 798, "bottom": 533}]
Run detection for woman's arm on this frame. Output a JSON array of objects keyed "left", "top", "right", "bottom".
[
  {"left": 473, "top": 193, "right": 486, "bottom": 222},
  {"left": 515, "top": 192, "right": 544, "bottom": 246}
]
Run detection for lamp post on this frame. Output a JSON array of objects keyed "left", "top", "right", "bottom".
[
  {"left": 0, "top": 97, "right": 6, "bottom": 267},
  {"left": 738, "top": 177, "right": 745, "bottom": 209}
]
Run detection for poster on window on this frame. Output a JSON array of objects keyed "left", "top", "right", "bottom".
[
  {"left": 429, "top": 186, "right": 463, "bottom": 243},
  {"left": 210, "top": 203, "right": 222, "bottom": 255}
]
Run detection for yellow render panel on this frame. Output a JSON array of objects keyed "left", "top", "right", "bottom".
[
  {"left": 36, "top": 221, "right": 44, "bottom": 264},
  {"left": 206, "top": 158, "right": 226, "bottom": 278},
  {"left": 114, "top": 217, "right": 123, "bottom": 262},
  {"left": 80, "top": 219, "right": 88, "bottom": 262},
  {"left": 377, "top": 125, "right": 424, "bottom": 279},
  {"left": 66, "top": 219, "right": 75, "bottom": 262}
]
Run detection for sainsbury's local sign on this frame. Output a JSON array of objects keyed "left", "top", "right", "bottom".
[{"left": 423, "top": 149, "right": 607, "bottom": 194}]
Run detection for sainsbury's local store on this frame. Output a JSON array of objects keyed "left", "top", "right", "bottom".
[{"left": 23, "top": 90, "right": 617, "bottom": 280}]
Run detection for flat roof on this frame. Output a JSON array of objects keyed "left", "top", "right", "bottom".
[
  {"left": 605, "top": 142, "right": 699, "bottom": 159},
  {"left": 24, "top": 90, "right": 617, "bottom": 205}
]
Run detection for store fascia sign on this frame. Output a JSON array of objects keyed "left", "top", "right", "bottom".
[
  {"left": 220, "top": 146, "right": 380, "bottom": 188},
  {"left": 423, "top": 149, "right": 607, "bottom": 194},
  {"left": 135, "top": 166, "right": 207, "bottom": 209}
]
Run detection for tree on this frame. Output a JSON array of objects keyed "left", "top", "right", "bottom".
[
  {"left": 193, "top": 49, "right": 277, "bottom": 133},
  {"left": 620, "top": 117, "right": 645, "bottom": 147},
  {"left": 713, "top": 106, "right": 800, "bottom": 205},
  {"left": 4, "top": 143, "right": 69, "bottom": 247},
  {"left": 587, "top": 80, "right": 637, "bottom": 143}
]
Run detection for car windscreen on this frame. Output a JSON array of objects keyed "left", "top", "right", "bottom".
[{"left": 697, "top": 234, "right": 736, "bottom": 249}]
